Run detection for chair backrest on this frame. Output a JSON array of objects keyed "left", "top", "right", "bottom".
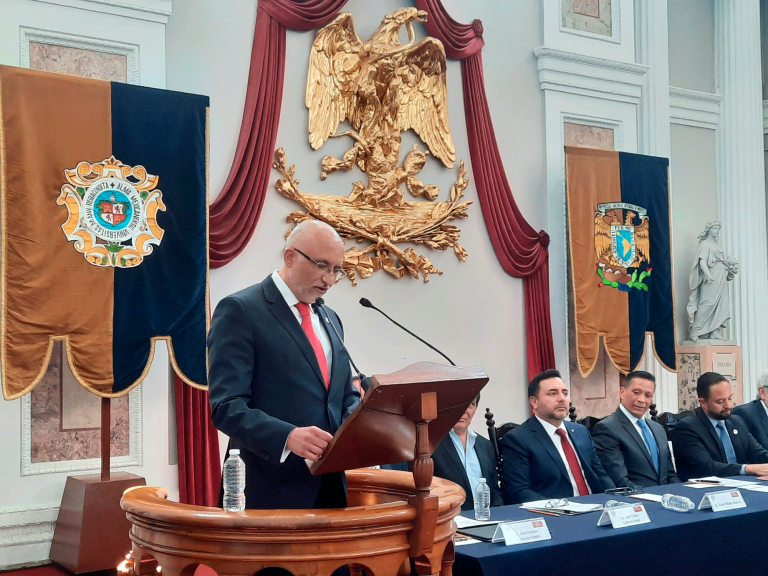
[
  {"left": 657, "top": 409, "right": 693, "bottom": 434},
  {"left": 576, "top": 415, "right": 603, "bottom": 432},
  {"left": 485, "top": 408, "right": 518, "bottom": 504}
]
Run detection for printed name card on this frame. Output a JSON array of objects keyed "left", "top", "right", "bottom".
[
  {"left": 698, "top": 489, "right": 747, "bottom": 512},
  {"left": 491, "top": 518, "right": 552, "bottom": 546},
  {"left": 597, "top": 503, "right": 651, "bottom": 529}
]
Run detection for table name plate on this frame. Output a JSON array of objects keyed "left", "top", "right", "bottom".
[
  {"left": 698, "top": 489, "right": 747, "bottom": 512},
  {"left": 597, "top": 503, "right": 651, "bottom": 529},
  {"left": 491, "top": 518, "right": 552, "bottom": 546}
]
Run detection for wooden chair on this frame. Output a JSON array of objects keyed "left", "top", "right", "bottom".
[
  {"left": 485, "top": 408, "right": 518, "bottom": 504},
  {"left": 576, "top": 415, "right": 602, "bottom": 431},
  {"left": 657, "top": 409, "right": 693, "bottom": 434}
]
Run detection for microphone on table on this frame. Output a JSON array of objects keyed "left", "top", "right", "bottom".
[
  {"left": 358, "top": 297, "right": 456, "bottom": 366},
  {"left": 313, "top": 297, "right": 371, "bottom": 391}
]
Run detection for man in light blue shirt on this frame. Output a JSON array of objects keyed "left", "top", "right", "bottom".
[{"left": 431, "top": 394, "right": 504, "bottom": 510}]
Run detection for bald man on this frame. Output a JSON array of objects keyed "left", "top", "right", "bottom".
[{"left": 208, "top": 220, "right": 360, "bottom": 509}]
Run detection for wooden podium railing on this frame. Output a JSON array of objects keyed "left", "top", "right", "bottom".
[{"left": 121, "top": 469, "right": 464, "bottom": 576}]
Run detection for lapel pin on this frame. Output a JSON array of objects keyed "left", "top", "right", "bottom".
[
  {"left": 325, "top": 317, "right": 330, "bottom": 323},
  {"left": 733, "top": 429, "right": 739, "bottom": 435}
]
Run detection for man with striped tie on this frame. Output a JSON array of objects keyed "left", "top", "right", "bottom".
[{"left": 592, "top": 371, "right": 679, "bottom": 488}]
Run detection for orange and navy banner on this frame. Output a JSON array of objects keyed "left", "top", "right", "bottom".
[
  {"left": 565, "top": 146, "right": 676, "bottom": 377},
  {"left": 0, "top": 65, "right": 209, "bottom": 399}
]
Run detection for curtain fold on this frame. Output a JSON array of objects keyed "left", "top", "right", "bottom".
[
  {"left": 416, "top": 0, "right": 555, "bottom": 378},
  {"left": 174, "top": 374, "right": 222, "bottom": 506},
  {"left": 209, "top": 0, "right": 350, "bottom": 267}
]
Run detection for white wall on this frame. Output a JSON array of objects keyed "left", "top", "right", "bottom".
[
  {"left": 668, "top": 0, "right": 715, "bottom": 93},
  {"left": 0, "top": 0, "right": 175, "bottom": 568},
  {"left": 165, "top": 0, "right": 547, "bottom": 440},
  {"left": 670, "top": 124, "right": 718, "bottom": 343}
]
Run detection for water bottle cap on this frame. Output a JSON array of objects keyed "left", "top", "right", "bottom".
[
  {"left": 479, "top": 478, "right": 486, "bottom": 482},
  {"left": 229, "top": 449, "right": 240, "bottom": 455}
]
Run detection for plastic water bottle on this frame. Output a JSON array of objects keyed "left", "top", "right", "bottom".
[
  {"left": 604, "top": 500, "right": 629, "bottom": 508},
  {"left": 223, "top": 449, "right": 246, "bottom": 512},
  {"left": 661, "top": 494, "right": 695, "bottom": 512},
  {"left": 474, "top": 477, "right": 491, "bottom": 521}
]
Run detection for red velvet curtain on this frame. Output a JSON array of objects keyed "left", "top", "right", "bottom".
[
  {"left": 174, "top": 374, "right": 221, "bottom": 506},
  {"left": 209, "top": 0, "right": 350, "bottom": 267},
  {"left": 176, "top": 0, "right": 350, "bottom": 506},
  {"left": 416, "top": 0, "right": 555, "bottom": 379}
]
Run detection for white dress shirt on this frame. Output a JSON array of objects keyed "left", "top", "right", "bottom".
[
  {"left": 619, "top": 404, "right": 654, "bottom": 454},
  {"left": 535, "top": 416, "right": 592, "bottom": 496}
]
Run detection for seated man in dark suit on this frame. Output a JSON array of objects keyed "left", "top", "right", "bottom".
[
  {"left": 432, "top": 394, "right": 504, "bottom": 511},
  {"left": 501, "top": 369, "right": 615, "bottom": 504},
  {"left": 670, "top": 372, "right": 768, "bottom": 481},
  {"left": 733, "top": 371, "right": 768, "bottom": 450},
  {"left": 592, "top": 371, "right": 679, "bottom": 488}
]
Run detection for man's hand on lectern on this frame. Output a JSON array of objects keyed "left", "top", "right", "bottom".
[{"left": 287, "top": 426, "right": 333, "bottom": 461}]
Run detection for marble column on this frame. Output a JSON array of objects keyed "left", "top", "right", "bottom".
[
  {"left": 714, "top": 0, "right": 768, "bottom": 401},
  {"left": 635, "top": 0, "right": 677, "bottom": 412}
]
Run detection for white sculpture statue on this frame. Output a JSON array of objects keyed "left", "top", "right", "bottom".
[{"left": 686, "top": 221, "right": 739, "bottom": 342}]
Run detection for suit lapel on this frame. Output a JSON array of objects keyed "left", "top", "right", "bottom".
[
  {"left": 648, "top": 421, "right": 668, "bottom": 477},
  {"left": 529, "top": 418, "right": 570, "bottom": 482},
  {"left": 726, "top": 419, "right": 745, "bottom": 461},
  {"left": 757, "top": 401, "right": 768, "bottom": 437},
  {"left": 696, "top": 408, "right": 727, "bottom": 461},
  {"left": 263, "top": 276, "right": 326, "bottom": 389},
  {"left": 438, "top": 439, "right": 472, "bottom": 493},
  {"left": 616, "top": 408, "right": 656, "bottom": 471}
]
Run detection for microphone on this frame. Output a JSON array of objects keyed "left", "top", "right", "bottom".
[
  {"left": 313, "top": 298, "right": 370, "bottom": 389},
  {"left": 358, "top": 298, "right": 455, "bottom": 366}
]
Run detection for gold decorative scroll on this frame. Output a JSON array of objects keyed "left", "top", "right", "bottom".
[{"left": 274, "top": 8, "right": 473, "bottom": 284}]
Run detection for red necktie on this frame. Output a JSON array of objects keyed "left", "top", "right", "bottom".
[
  {"left": 295, "top": 302, "right": 329, "bottom": 389},
  {"left": 555, "top": 428, "right": 589, "bottom": 496}
]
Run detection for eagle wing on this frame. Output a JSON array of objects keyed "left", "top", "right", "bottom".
[
  {"left": 306, "top": 13, "right": 364, "bottom": 150},
  {"left": 395, "top": 38, "right": 456, "bottom": 168},
  {"left": 594, "top": 214, "right": 612, "bottom": 262},
  {"left": 635, "top": 218, "right": 650, "bottom": 264}
]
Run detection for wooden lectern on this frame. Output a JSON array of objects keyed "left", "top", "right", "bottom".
[{"left": 122, "top": 362, "right": 488, "bottom": 576}]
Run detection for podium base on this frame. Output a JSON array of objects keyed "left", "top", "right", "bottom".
[{"left": 49, "top": 472, "right": 146, "bottom": 574}]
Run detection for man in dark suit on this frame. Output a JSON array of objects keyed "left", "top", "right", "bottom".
[
  {"left": 670, "top": 372, "right": 768, "bottom": 481},
  {"left": 592, "top": 371, "right": 679, "bottom": 488},
  {"left": 733, "top": 371, "right": 768, "bottom": 450},
  {"left": 432, "top": 394, "right": 504, "bottom": 511},
  {"left": 208, "top": 220, "right": 360, "bottom": 509},
  {"left": 501, "top": 369, "right": 615, "bottom": 504}
]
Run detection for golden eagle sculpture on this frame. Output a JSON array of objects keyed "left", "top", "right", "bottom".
[{"left": 273, "top": 8, "right": 472, "bottom": 284}]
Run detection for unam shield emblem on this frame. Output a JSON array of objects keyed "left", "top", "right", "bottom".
[{"left": 58, "top": 156, "right": 165, "bottom": 268}]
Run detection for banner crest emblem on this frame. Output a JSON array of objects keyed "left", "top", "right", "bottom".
[
  {"left": 58, "top": 156, "right": 165, "bottom": 267},
  {"left": 594, "top": 202, "right": 651, "bottom": 291}
]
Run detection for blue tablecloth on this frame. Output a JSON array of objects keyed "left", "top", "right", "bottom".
[{"left": 454, "top": 480, "right": 768, "bottom": 575}]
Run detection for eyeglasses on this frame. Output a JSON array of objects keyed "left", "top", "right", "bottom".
[
  {"left": 544, "top": 498, "right": 569, "bottom": 509},
  {"left": 293, "top": 248, "right": 346, "bottom": 281}
]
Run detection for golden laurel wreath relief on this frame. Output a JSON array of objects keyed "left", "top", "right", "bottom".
[{"left": 273, "top": 7, "right": 472, "bottom": 284}]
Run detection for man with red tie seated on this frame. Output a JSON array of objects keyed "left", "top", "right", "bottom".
[
  {"left": 208, "top": 220, "right": 360, "bottom": 510},
  {"left": 501, "top": 369, "right": 615, "bottom": 504}
]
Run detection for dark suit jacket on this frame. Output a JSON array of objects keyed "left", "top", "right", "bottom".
[
  {"left": 208, "top": 275, "right": 360, "bottom": 509},
  {"left": 432, "top": 434, "right": 504, "bottom": 511},
  {"left": 670, "top": 407, "right": 768, "bottom": 481},
  {"left": 592, "top": 408, "right": 679, "bottom": 488},
  {"left": 733, "top": 400, "right": 768, "bottom": 450},
  {"left": 501, "top": 417, "right": 615, "bottom": 504}
]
